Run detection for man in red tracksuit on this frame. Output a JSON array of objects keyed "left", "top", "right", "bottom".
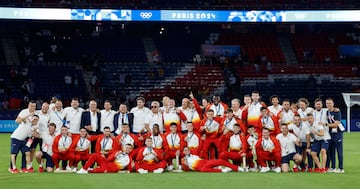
[
  {"left": 183, "top": 122, "right": 202, "bottom": 156},
  {"left": 76, "top": 143, "right": 134, "bottom": 173},
  {"left": 163, "top": 122, "right": 185, "bottom": 170},
  {"left": 256, "top": 128, "right": 281, "bottom": 173},
  {"left": 135, "top": 137, "right": 167, "bottom": 173},
  {"left": 219, "top": 124, "right": 248, "bottom": 167},
  {"left": 52, "top": 126, "right": 73, "bottom": 171},
  {"left": 70, "top": 127, "right": 95, "bottom": 171},
  {"left": 200, "top": 109, "right": 221, "bottom": 159},
  {"left": 94, "top": 126, "right": 118, "bottom": 158},
  {"left": 181, "top": 147, "right": 243, "bottom": 172},
  {"left": 115, "top": 123, "right": 142, "bottom": 159}
]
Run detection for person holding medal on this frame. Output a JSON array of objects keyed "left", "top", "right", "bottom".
[
  {"left": 135, "top": 137, "right": 167, "bottom": 173},
  {"left": 256, "top": 128, "right": 281, "bottom": 173},
  {"left": 52, "top": 125, "right": 73, "bottom": 171}
]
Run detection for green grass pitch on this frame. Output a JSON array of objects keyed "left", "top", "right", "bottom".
[{"left": 0, "top": 133, "right": 359, "bottom": 189}]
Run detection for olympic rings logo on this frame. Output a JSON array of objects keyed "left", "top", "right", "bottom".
[
  {"left": 356, "top": 121, "right": 360, "bottom": 128},
  {"left": 140, "top": 12, "right": 152, "bottom": 19}
]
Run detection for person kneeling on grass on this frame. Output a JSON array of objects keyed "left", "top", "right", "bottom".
[
  {"left": 135, "top": 137, "right": 167, "bottom": 174},
  {"left": 181, "top": 147, "right": 244, "bottom": 173},
  {"left": 77, "top": 143, "right": 134, "bottom": 174},
  {"left": 35, "top": 123, "right": 57, "bottom": 173}
]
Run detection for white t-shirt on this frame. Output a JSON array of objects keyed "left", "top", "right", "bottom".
[
  {"left": 309, "top": 123, "right": 330, "bottom": 141},
  {"left": 165, "top": 133, "right": 181, "bottom": 149},
  {"left": 49, "top": 109, "right": 65, "bottom": 134},
  {"left": 17, "top": 108, "right": 36, "bottom": 123},
  {"left": 100, "top": 109, "right": 116, "bottom": 132},
  {"left": 313, "top": 108, "right": 328, "bottom": 125},
  {"left": 42, "top": 132, "right": 56, "bottom": 155},
  {"left": 288, "top": 122, "right": 310, "bottom": 143},
  {"left": 63, "top": 107, "right": 84, "bottom": 134},
  {"left": 261, "top": 115, "right": 275, "bottom": 130},
  {"left": 279, "top": 110, "right": 294, "bottom": 124},
  {"left": 151, "top": 135, "right": 164, "bottom": 149},
  {"left": 90, "top": 111, "right": 99, "bottom": 132},
  {"left": 130, "top": 107, "right": 151, "bottom": 133},
  {"left": 144, "top": 112, "right": 164, "bottom": 132},
  {"left": 36, "top": 110, "right": 50, "bottom": 137},
  {"left": 76, "top": 137, "right": 91, "bottom": 151},
  {"left": 11, "top": 122, "right": 32, "bottom": 141},
  {"left": 276, "top": 133, "right": 298, "bottom": 157},
  {"left": 209, "top": 103, "right": 226, "bottom": 117},
  {"left": 297, "top": 107, "right": 314, "bottom": 125}
]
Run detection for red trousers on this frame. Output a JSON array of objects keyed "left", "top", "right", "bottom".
[
  {"left": 257, "top": 151, "right": 281, "bottom": 167},
  {"left": 164, "top": 150, "right": 181, "bottom": 164},
  {"left": 196, "top": 159, "right": 239, "bottom": 172},
  {"left": 71, "top": 151, "right": 90, "bottom": 167},
  {"left": 83, "top": 153, "right": 120, "bottom": 173},
  {"left": 52, "top": 151, "right": 72, "bottom": 168},
  {"left": 135, "top": 161, "right": 167, "bottom": 171},
  {"left": 201, "top": 138, "right": 221, "bottom": 159},
  {"left": 246, "top": 150, "right": 256, "bottom": 168},
  {"left": 219, "top": 151, "right": 244, "bottom": 166}
]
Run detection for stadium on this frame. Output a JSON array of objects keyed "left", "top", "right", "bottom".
[{"left": 0, "top": 1, "right": 360, "bottom": 189}]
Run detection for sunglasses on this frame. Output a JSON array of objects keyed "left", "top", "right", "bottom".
[{"left": 151, "top": 106, "right": 158, "bottom": 108}]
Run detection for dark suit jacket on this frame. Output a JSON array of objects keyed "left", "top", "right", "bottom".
[
  {"left": 81, "top": 111, "right": 101, "bottom": 135},
  {"left": 113, "top": 112, "right": 134, "bottom": 134}
]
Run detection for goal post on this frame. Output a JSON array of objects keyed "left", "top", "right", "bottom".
[{"left": 342, "top": 93, "right": 360, "bottom": 132}]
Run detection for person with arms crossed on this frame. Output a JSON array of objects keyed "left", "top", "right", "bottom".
[{"left": 130, "top": 97, "right": 151, "bottom": 135}]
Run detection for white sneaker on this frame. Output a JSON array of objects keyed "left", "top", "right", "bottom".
[
  {"left": 138, "top": 168, "right": 148, "bottom": 174},
  {"left": 249, "top": 167, "right": 257, "bottom": 172},
  {"left": 274, "top": 167, "right": 281, "bottom": 173},
  {"left": 335, "top": 169, "right": 345, "bottom": 174},
  {"left": 76, "top": 168, "right": 88, "bottom": 174},
  {"left": 327, "top": 168, "right": 335, "bottom": 173},
  {"left": 153, "top": 168, "right": 164, "bottom": 173},
  {"left": 54, "top": 168, "right": 61, "bottom": 173},
  {"left": 221, "top": 167, "right": 232, "bottom": 173},
  {"left": 238, "top": 167, "right": 244, "bottom": 172},
  {"left": 72, "top": 167, "right": 77, "bottom": 172},
  {"left": 260, "top": 167, "right": 270, "bottom": 173},
  {"left": 66, "top": 166, "right": 72, "bottom": 171},
  {"left": 166, "top": 165, "right": 173, "bottom": 171}
]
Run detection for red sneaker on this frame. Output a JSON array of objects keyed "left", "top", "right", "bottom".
[
  {"left": 38, "top": 167, "right": 44, "bottom": 173},
  {"left": 314, "top": 168, "right": 321, "bottom": 173},
  {"left": 21, "top": 168, "right": 28, "bottom": 173},
  {"left": 301, "top": 168, "right": 306, "bottom": 172},
  {"left": 320, "top": 168, "right": 326, "bottom": 173},
  {"left": 292, "top": 167, "right": 299, "bottom": 172},
  {"left": 11, "top": 168, "right": 19, "bottom": 174},
  {"left": 27, "top": 167, "right": 34, "bottom": 173},
  {"left": 307, "top": 168, "right": 313, "bottom": 172}
]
